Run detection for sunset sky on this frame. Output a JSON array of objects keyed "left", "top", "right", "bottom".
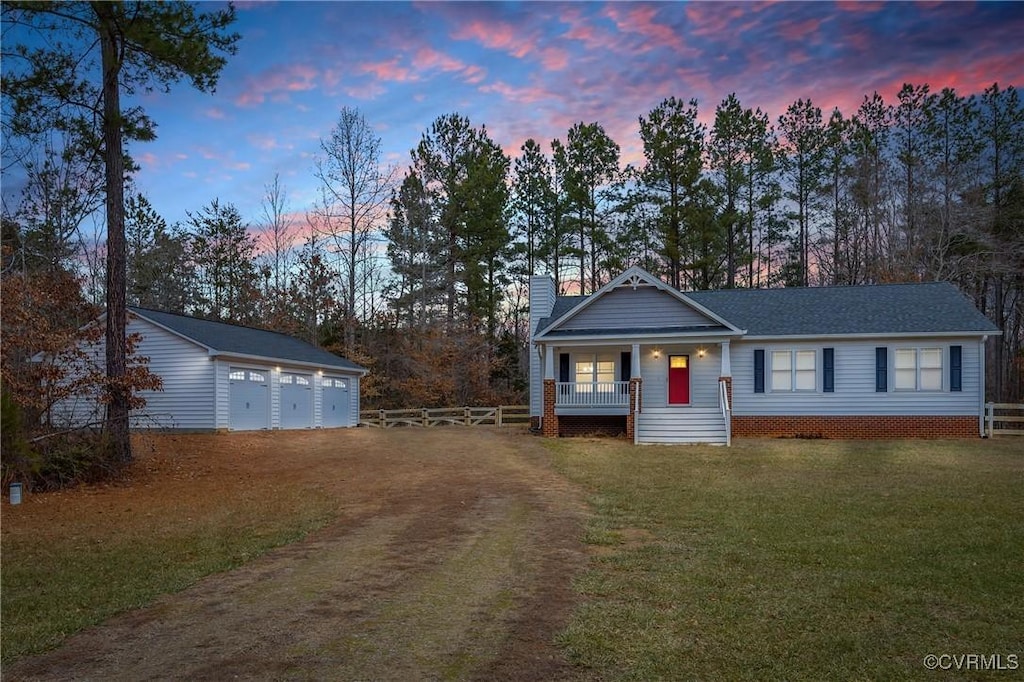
[{"left": 7, "top": 1, "right": 1024, "bottom": 232}]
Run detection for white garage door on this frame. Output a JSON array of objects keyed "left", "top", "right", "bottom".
[
  {"left": 229, "top": 368, "right": 269, "bottom": 430},
  {"left": 280, "top": 372, "right": 313, "bottom": 429},
  {"left": 322, "top": 376, "right": 351, "bottom": 428}
]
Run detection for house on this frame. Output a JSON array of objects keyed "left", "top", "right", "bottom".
[
  {"left": 530, "top": 267, "right": 999, "bottom": 444},
  {"left": 51, "top": 308, "right": 367, "bottom": 431}
]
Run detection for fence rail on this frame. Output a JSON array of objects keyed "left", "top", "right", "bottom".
[
  {"left": 359, "top": 405, "right": 530, "bottom": 429},
  {"left": 985, "top": 402, "right": 1024, "bottom": 437}
]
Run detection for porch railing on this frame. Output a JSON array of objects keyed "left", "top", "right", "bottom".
[
  {"left": 719, "top": 378, "right": 732, "bottom": 447},
  {"left": 556, "top": 381, "right": 630, "bottom": 408}
]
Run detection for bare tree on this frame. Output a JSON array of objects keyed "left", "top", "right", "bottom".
[
  {"left": 314, "top": 107, "right": 396, "bottom": 351},
  {"left": 257, "top": 173, "right": 295, "bottom": 318}
]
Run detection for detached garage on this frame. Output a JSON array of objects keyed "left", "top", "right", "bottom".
[{"left": 51, "top": 308, "right": 367, "bottom": 431}]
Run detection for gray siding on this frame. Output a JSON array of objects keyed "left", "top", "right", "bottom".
[
  {"left": 50, "top": 317, "right": 217, "bottom": 430},
  {"left": 130, "top": 318, "right": 216, "bottom": 429},
  {"left": 562, "top": 287, "right": 717, "bottom": 330},
  {"left": 639, "top": 343, "right": 721, "bottom": 409},
  {"left": 731, "top": 338, "right": 982, "bottom": 416},
  {"left": 530, "top": 276, "right": 556, "bottom": 416}
]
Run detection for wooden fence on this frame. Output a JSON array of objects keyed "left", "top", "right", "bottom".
[
  {"left": 359, "top": 405, "right": 530, "bottom": 429},
  {"left": 985, "top": 403, "right": 1024, "bottom": 437}
]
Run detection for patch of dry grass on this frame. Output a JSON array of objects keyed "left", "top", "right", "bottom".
[{"left": 552, "top": 438, "right": 1024, "bottom": 680}]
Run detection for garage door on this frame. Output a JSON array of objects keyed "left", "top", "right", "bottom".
[
  {"left": 229, "top": 368, "right": 269, "bottom": 430},
  {"left": 280, "top": 372, "right": 313, "bottom": 429},
  {"left": 322, "top": 376, "right": 351, "bottom": 428}
]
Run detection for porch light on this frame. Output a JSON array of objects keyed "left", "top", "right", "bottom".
[
  {"left": 698, "top": 347, "right": 706, "bottom": 358},
  {"left": 652, "top": 348, "right": 661, "bottom": 359}
]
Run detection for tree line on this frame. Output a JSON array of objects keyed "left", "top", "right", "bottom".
[{"left": 3, "top": 3, "right": 1022, "bottom": 467}]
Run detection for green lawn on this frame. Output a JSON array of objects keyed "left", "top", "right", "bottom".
[{"left": 550, "top": 438, "right": 1024, "bottom": 681}]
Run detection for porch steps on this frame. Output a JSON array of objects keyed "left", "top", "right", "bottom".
[{"left": 636, "top": 407, "right": 728, "bottom": 445}]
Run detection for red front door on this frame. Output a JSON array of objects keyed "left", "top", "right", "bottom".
[{"left": 668, "top": 355, "right": 690, "bottom": 405}]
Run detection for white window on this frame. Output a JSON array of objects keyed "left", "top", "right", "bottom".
[
  {"left": 772, "top": 350, "right": 816, "bottom": 391},
  {"left": 771, "top": 351, "right": 791, "bottom": 391},
  {"left": 281, "top": 374, "right": 294, "bottom": 384},
  {"left": 574, "top": 356, "right": 616, "bottom": 392},
  {"left": 795, "top": 350, "right": 816, "bottom": 390},
  {"left": 229, "top": 369, "right": 246, "bottom": 381},
  {"left": 895, "top": 348, "right": 943, "bottom": 391},
  {"left": 920, "top": 348, "right": 943, "bottom": 390},
  {"left": 894, "top": 349, "right": 916, "bottom": 390},
  {"left": 249, "top": 371, "right": 266, "bottom": 382},
  {"left": 296, "top": 376, "right": 310, "bottom": 386}
]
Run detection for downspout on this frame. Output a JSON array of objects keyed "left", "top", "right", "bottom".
[{"left": 979, "top": 336, "right": 987, "bottom": 437}]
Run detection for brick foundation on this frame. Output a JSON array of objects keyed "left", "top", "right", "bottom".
[
  {"left": 542, "top": 379, "right": 558, "bottom": 437},
  {"left": 732, "top": 415, "right": 979, "bottom": 439},
  {"left": 625, "top": 378, "right": 642, "bottom": 441},
  {"left": 558, "top": 415, "right": 627, "bottom": 438}
]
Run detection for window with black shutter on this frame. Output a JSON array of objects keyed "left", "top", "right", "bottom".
[
  {"left": 823, "top": 347, "right": 835, "bottom": 393},
  {"left": 950, "top": 345, "right": 962, "bottom": 392},
  {"left": 754, "top": 349, "right": 765, "bottom": 393},
  {"left": 875, "top": 347, "right": 887, "bottom": 392}
]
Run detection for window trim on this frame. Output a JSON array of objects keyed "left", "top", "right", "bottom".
[
  {"left": 769, "top": 349, "right": 817, "bottom": 393},
  {"left": 892, "top": 347, "right": 944, "bottom": 392}
]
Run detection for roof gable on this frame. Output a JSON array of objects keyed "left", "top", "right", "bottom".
[
  {"left": 131, "top": 308, "right": 366, "bottom": 372},
  {"left": 535, "top": 266, "right": 741, "bottom": 339}
]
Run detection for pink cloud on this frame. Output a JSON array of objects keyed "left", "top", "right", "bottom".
[
  {"left": 835, "top": 1, "right": 886, "bottom": 13},
  {"left": 603, "top": 4, "right": 691, "bottom": 55},
  {"left": 414, "top": 46, "right": 488, "bottom": 84},
  {"left": 777, "top": 17, "right": 823, "bottom": 42},
  {"left": 345, "top": 82, "right": 386, "bottom": 100},
  {"left": 540, "top": 47, "right": 570, "bottom": 71},
  {"left": 451, "top": 19, "right": 534, "bottom": 59},
  {"left": 358, "top": 58, "right": 417, "bottom": 83},
  {"left": 205, "top": 107, "right": 227, "bottom": 120},
  {"left": 479, "top": 81, "right": 551, "bottom": 105},
  {"left": 234, "top": 63, "right": 319, "bottom": 107},
  {"left": 248, "top": 134, "right": 285, "bottom": 151},
  {"left": 414, "top": 46, "right": 466, "bottom": 73}
]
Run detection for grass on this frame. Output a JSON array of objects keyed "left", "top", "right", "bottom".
[
  {"left": 1, "top": 475, "right": 336, "bottom": 662},
  {"left": 549, "top": 438, "right": 1024, "bottom": 680}
]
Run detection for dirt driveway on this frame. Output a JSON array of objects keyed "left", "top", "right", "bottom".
[{"left": 5, "top": 428, "right": 591, "bottom": 681}]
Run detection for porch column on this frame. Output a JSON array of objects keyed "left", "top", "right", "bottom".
[
  {"left": 542, "top": 378, "right": 558, "bottom": 438},
  {"left": 542, "top": 344, "right": 559, "bottom": 437},
  {"left": 631, "top": 343, "right": 641, "bottom": 378},
  {"left": 627, "top": 376, "right": 643, "bottom": 442},
  {"left": 718, "top": 340, "right": 732, "bottom": 423}
]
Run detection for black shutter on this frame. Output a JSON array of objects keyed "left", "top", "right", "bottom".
[
  {"left": 823, "top": 347, "right": 835, "bottom": 393},
  {"left": 559, "top": 353, "right": 570, "bottom": 383},
  {"left": 875, "top": 347, "right": 887, "bottom": 392},
  {"left": 754, "top": 349, "right": 765, "bottom": 393},
  {"left": 950, "top": 345, "right": 962, "bottom": 392},
  {"left": 620, "top": 352, "right": 632, "bottom": 382}
]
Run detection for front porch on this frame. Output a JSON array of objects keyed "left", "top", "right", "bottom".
[{"left": 539, "top": 341, "right": 734, "bottom": 445}]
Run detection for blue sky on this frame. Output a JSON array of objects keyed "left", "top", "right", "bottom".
[{"left": 7, "top": 1, "right": 1024, "bottom": 234}]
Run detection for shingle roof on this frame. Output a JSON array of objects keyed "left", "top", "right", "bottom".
[
  {"left": 131, "top": 308, "right": 366, "bottom": 372},
  {"left": 536, "top": 295, "right": 588, "bottom": 332},
  {"left": 540, "top": 282, "right": 998, "bottom": 338},
  {"left": 687, "top": 282, "right": 998, "bottom": 336},
  {"left": 541, "top": 325, "right": 732, "bottom": 338}
]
